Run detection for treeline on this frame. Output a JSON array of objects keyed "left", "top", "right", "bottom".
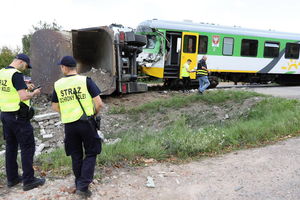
[
  {"left": 0, "top": 20, "right": 62, "bottom": 69},
  {"left": 0, "top": 47, "right": 18, "bottom": 69}
]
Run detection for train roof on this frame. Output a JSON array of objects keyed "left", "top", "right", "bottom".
[{"left": 137, "top": 19, "right": 300, "bottom": 41}]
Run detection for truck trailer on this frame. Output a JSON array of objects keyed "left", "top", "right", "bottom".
[{"left": 30, "top": 24, "right": 148, "bottom": 95}]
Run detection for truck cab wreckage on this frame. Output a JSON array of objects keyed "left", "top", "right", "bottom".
[{"left": 30, "top": 24, "right": 148, "bottom": 95}]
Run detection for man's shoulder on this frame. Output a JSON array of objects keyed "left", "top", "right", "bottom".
[{"left": 55, "top": 77, "right": 64, "bottom": 83}]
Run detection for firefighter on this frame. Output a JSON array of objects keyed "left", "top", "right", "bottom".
[
  {"left": 0, "top": 53, "right": 46, "bottom": 191},
  {"left": 51, "top": 56, "right": 103, "bottom": 198}
]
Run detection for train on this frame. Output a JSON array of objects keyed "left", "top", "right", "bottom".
[{"left": 136, "top": 19, "right": 300, "bottom": 88}]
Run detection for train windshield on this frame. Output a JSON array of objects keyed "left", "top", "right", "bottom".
[{"left": 145, "top": 35, "right": 157, "bottom": 49}]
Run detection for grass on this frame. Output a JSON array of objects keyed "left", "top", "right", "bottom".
[
  {"left": 109, "top": 90, "right": 263, "bottom": 114},
  {"left": 138, "top": 77, "right": 163, "bottom": 84},
  {"left": 98, "top": 96, "right": 300, "bottom": 165},
  {"left": 1, "top": 90, "right": 300, "bottom": 178},
  {"left": 0, "top": 123, "right": 3, "bottom": 148},
  {"left": 35, "top": 148, "right": 72, "bottom": 176},
  {"left": 0, "top": 157, "right": 4, "bottom": 182}
]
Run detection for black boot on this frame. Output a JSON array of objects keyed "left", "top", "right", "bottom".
[
  {"left": 7, "top": 175, "right": 22, "bottom": 188},
  {"left": 23, "top": 177, "right": 46, "bottom": 191},
  {"left": 76, "top": 189, "right": 92, "bottom": 198}
]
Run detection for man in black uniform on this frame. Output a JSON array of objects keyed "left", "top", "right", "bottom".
[
  {"left": 196, "top": 56, "right": 210, "bottom": 94},
  {"left": 51, "top": 56, "right": 103, "bottom": 198},
  {"left": 0, "top": 53, "right": 46, "bottom": 191}
]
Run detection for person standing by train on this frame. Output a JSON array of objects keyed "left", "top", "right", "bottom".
[
  {"left": 196, "top": 56, "right": 210, "bottom": 94},
  {"left": 181, "top": 59, "right": 192, "bottom": 92},
  {"left": 51, "top": 56, "right": 104, "bottom": 198}
]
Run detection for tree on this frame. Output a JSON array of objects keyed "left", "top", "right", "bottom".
[
  {"left": 0, "top": 47, "right": 19, "bottom": 69},
  {"left": 22, "top": 20, "right": 62, "bottom": 55}
]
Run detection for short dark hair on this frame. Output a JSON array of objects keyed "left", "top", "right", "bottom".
[{"left": 187, "top": 59, "right": 192, "bottom": 62}]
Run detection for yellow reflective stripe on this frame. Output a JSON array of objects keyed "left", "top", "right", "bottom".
[
  {"left": 209, "top": 69, "right": 258, "bottom": 73},
  {"left": 55, "top": 75, "right": 94, "bottom": 123},
  {"left": 196, "top": 69, "right": 208, "bottom": 76}
]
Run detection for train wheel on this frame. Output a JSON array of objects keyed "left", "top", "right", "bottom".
[
  {"left": 208, "top": 76, "right": 219, "bottom": 88},
  {"left": 164, "top": 79, "right": 182, "bottom": 90}
]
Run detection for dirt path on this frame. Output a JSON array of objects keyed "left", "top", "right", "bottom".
[{"left": 2, "top": 136, "right": 300, "bottom": 200}]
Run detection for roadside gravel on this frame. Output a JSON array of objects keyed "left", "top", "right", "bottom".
[{"left": 1, "top": 137, "right": 300, "bottom": 200}]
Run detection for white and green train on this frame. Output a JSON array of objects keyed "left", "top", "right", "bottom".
[{"left": 136, "top": 19, "right": 300, "bottom": 87}]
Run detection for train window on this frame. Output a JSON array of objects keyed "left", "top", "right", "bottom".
[
  {"left": 198, "top": 35, "right": 208, "bottom": 54},
  {"left": 285, "top": 43, "right": 300, "bottom": 59},
  {"left": 241, "top": 39, "right": 258, "bottom": 57},
  {"left": 183, "top": 35, "right": 196, "bottom": 53},
  {"left": 264, "top": 42, "right": 280, "bottom": 58},
  {"left": 223, "top": 37, "right": 234, "bottom": 56},
  {"left": 145, "top": 35, "right": 156, "bottom": 49}
]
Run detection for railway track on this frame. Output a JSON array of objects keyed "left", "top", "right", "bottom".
[{"left": 147, "top": 82, "right": 286, "bottom": 92}]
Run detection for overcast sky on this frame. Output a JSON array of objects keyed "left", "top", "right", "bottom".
[{"left": 1, "top": 0, "right": 300, "bottom": 50}]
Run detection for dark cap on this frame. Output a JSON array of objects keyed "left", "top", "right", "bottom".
[
  {"left": 15, "top": 53, "right": 32, "bottom": 68},
  {"left": 58, "top": 56, "right": 77, "bottom": 68}
]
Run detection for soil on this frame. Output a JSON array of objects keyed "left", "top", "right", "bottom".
[
  {"left": 80, "top": 68, "right": 115, "bottom": 95},
  {"left": 101, "top": 89, "right": 263, "bottom": 137},
  {"left": 2, "top": 137, "right": 300, "bottom": 200},
  {"left": 1, "top": 88, "right": 299, "bottom": 200}
]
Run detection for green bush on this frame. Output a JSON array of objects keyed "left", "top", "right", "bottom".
[{"left": 0, "top": 47, "right": 18, "bottom": 69}]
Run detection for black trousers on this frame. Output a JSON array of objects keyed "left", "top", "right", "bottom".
[
  {"left": 64, "top": 120, "right": 102, "bottom": 191},
  {"left": 0, "top": 112, "right": 35, "bottom": 185},
  {"left": 182, "top": 77, "right": 190, "bottom": 91}
]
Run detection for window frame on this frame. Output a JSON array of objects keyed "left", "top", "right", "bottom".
[
  {"left": 240, "top": 39, "right": 258, "bottom": 57},
  {"left": 145, "top": 35, "right": 157, "bottom": 49},
  {"left": 222, "top": 37, "right": 234, "bottom": 56},
  {"left": 198, "top": 35, "right": 208, "bottom": 54},
  {"left": 183, "top": 35, "right": 197, "bottom": 53},
  {"left": 263, "top": 41, "right": 280, "bottom": 58},
  {"left": 285, "top": 42, "right": 300, "bottom": 59}
]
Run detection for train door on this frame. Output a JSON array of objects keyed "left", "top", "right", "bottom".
[
  {"left": 164, "top": 32, "right": 182, "bottom": 79},
  {"left": 180, "top": 32, "right": 198, "bottom": 79}
]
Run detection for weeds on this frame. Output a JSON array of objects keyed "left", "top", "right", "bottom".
[
  {"left": 97, "top": 94, "right": 300, "bottom": 165},
  {"left": 0, "top": 123, "right": 3, "bottom": 147},
  {"left": 0, "top": 157, "right": 4, "bottom": 183},
  {"left": 35, "top": 148, "right": 72, "bottom": 176},
  {"left": 1, "top": 90, "right": 299, "bottom": 177},
  {"left": 111, "top": 90, "right": 264, "bottom": 114}
]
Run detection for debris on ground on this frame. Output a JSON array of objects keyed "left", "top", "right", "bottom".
[{"left": 146, "top": 176, "right": 155, "bottom": 188}]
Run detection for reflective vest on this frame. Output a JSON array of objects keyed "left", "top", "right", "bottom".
[
  {"left": 0, "top": 68, "right": 30, "bottom": 112},
  {"left": 54, "top": 75, "right": 94, "bottom": 123},
  {"left": 196, "top": 69, "right": 208, "bottom": 76},
  {"left": 197, "top": 60, "right": 208, "bottom": 76},
  {"left": 181, "top": 63, "right": 190, "bottom": 77}
]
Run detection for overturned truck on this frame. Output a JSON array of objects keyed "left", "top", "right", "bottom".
[{"left": 30, "top": 25, "right": 148, "bottom": 95}]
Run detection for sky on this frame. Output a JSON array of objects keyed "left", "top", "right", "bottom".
[{"left": 1, "top": 0, "right": 300, "bottom": 50}]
